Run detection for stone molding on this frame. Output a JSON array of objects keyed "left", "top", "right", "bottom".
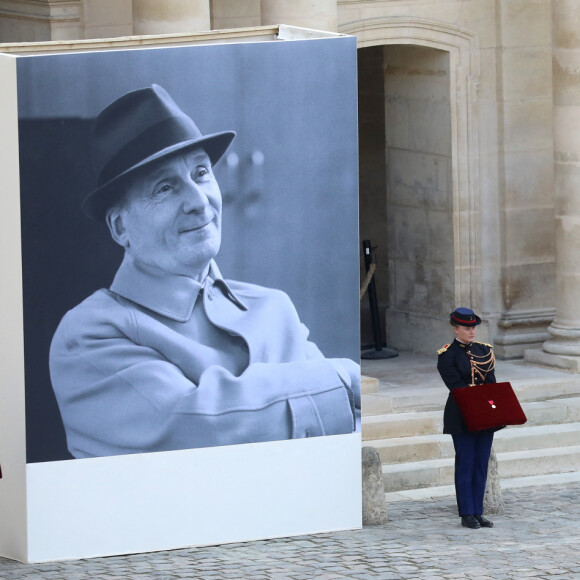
[
  {"left": 496, "top": 308, "right": 555, "bottom": 335},
  {"left": 0, "top": 0, "right": 80, "bottom": 23},
  {"left": 0, "top": 0, "right": 81, "bottom": 42},
  {"left": 339, "top": 15, "right": 482, "bottom": 312},
  {"left": 494, "top": 308, "right": 554, "bottom": 359}
]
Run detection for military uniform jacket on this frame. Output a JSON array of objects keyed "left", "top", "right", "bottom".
[
  {"left": 49, "top": 254, "right": 358, "bottom": 458},
  {"left": 437, "top": 339, "right": 497, "bottom": 434}
]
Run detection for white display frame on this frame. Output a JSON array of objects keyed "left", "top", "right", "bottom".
[
  {"left": 0, "top": 53, "right": 28, "bottom": 564},
  {"left": 0, "top": 31, "right": 362, "bottom": 563}
]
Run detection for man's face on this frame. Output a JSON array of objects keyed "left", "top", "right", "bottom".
[
  {"left": 453, "top": 324, "right": 477, "bottom": 344},
  {"left": 107, "top": 148, "right": 222, "bottom": 278}
]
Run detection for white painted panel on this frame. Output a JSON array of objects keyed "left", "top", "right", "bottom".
[{"left": 26, "top": 434, "right": 361, "bottom": 562}]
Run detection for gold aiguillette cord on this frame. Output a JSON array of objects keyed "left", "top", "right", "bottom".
[{"left": 469, "top": 349, "right": 496, "bottom": 387}]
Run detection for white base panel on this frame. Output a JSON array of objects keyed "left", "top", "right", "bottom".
[{"left": 25, "top": 433, "right": 362, "bottom": 563}]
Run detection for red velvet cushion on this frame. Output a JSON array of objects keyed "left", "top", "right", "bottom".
[{"left": 452, "top": 381, "right": 527, "bottom": 431}]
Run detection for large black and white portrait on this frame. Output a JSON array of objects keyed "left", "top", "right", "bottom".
[{"left": 17, "top": 38, "right": 360, "bottom": 463}]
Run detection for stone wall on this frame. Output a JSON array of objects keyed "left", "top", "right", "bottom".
[
  {"left": 83, "top": 0, "right": 132, "bottom": 40},
  {"left": 338, "top": 0, "right": 556, "bottom": 356},
  {"left": 133, "top": 0, "right": 210, "bottom": 35},
  {"left": 210, "top": 0, "right": 260, "bottom": 31},
  {"left": 0, "top": 0, "right": 570, "bottom": 360},
  {"left": 383, "top": 45, "right": 454, "bottom": 353}
]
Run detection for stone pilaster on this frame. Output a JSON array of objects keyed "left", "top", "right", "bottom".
[
  {"left": 260, "top": 0, "right": 337, "bottom": 33},
  {"left": 525, "top": 0, "right": 580, "bottom": 371},
  {"left": 132, "top": 0, "right": 210, "bottom": 35}
]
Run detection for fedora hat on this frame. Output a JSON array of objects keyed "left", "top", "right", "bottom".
[
  {"left": 81, "top": 84, "right": 236, "bottom": 222},
  {"left": 450, "top": 307, "right": 482, "bottom": 327}
]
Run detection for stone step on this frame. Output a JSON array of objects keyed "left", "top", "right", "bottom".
[
  {"left": 362, "top": 410, "right": 442, "bottom": 440},
  {"left": 511, "top": 376, "right": 580, "bottom": 402},
  {"left": 361, "top": 354, "right": 580, "bottom": 500},
  {"left": 365, "top": 433, "right": 452, "bottom": 464},
  {"left": 361, "top": 375, "right": 380, "bottom": 395},
  {"left": 362, "top": 377, "right": 580, "bottom": 416},
  {"left": 494, "top": 422, "right": 580, "bottom": 453},
  {"left": 362, "top": 388, "right": 445, "bottom": 416},
  {"left": 364, "top": 422, "right": 580, "bottom": 464},
  {"left": 381, "top": 445, "right": 580, "bottom": 492},
  {"left": 362, "top": 397, "right": 580, "bottom": 440},
  {"left": 384, "top": 471, "right": 580, "bottom": 503}
]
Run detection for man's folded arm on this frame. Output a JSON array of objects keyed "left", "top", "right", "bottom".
[{"left": 50, "top": 319, "right": 357, "bottom": 458}]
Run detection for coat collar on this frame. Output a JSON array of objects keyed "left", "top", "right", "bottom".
[{"left": 110, "top": 253, "right": 246, "bottom": 322}]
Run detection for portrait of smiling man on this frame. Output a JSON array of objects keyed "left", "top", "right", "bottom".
[
  {"left": 48, "top": 84, "right": 360, "bottom": 459},
  {"left": 107, "top": 148, "right": 223, "bottom": 282}
]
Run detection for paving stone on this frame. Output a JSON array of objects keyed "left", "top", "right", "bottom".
[{"left": 1, "top": 483, "right": 580, "bottom": 579}]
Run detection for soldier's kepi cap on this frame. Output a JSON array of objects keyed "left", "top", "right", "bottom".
[
  {"left": 81, "top": 84, "right": 236, "bottom": 223},
  {"left": 450, "top": 307, "right": 482, "bottom": 327}
]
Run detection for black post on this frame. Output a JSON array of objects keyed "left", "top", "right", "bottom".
[
  {"left": 362, "top": 240, "right": 382, "bottom": 351},
  {"left": 361, "top": 240, "right": 398, "bottom": 360}
]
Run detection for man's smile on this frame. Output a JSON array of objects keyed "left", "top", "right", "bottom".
[{"left": 178, "top": 218, "right": 215, "bottom": 234}]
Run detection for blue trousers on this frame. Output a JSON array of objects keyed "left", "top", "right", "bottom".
[{"left": 451, "top": 431, "right": 494, "bottom": 517}]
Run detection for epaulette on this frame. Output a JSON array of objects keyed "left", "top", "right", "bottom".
[
  {"left": 437, "top": 344, "right": 450, "bottom": 355},
  {"left": 475, "top": 341, "right": 493, "bottom": 348}
]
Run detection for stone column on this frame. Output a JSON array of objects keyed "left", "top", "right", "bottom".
[
  {"left": 526, "top": 0, "right": 580, "bottom": 371},
  {"left": 260, "top": 0, "right": 338, "bottom": 33},
  {"left": 132, "top": 0, "right": 210, "bottom": 35}
]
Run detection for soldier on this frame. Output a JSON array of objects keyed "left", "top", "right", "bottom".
[{"left": 437, "top": 307, "right": 498, "bottom": 529}]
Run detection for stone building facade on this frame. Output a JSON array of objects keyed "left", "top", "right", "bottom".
[{"left": 1, "top": 0, "right": 579, "bottom": 369}]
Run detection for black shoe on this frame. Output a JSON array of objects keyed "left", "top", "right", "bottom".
[
  {"left": 461, "top": 515, "right": 481, "bottom": 529},
  {"left": 475, "top": 515, "right": 494, "bottom": 528}
]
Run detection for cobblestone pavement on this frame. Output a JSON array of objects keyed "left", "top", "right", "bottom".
[{"left": 1, "top": 483, "right": 579, "bottom": 579}]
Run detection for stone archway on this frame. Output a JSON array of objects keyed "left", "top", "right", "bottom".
[{"left": 344, "top": 17, "right": 482, "bottom": 353}]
